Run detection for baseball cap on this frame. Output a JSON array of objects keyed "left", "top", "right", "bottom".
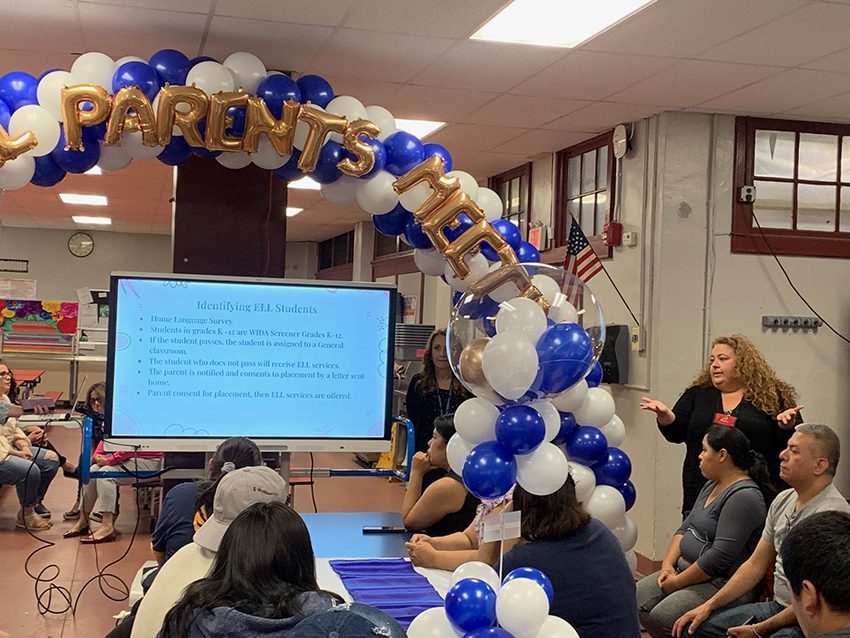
[{"left": 193, "top": 465, "right": 289, "bottom": 552}]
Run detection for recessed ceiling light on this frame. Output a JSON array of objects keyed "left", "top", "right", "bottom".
[
  {"left": 288, "top": 177, "right": 322, "bottom": 190},
  {"left": 471, "top": 0, "right": 656, "bottom": 48},
  {"left": 286, "top": 207, "right": 304, "bottom": 217},
  {"left": 84, "top": 166, "right": 102, "bottom": 176},
  {"left": 72, "top": 215, "right": 112, "bottom": 225},
  {"left": 395, "top": 119, "right": 446, "bottom": 140},
  {"left": 59, "top": 193, "right": 108, "bottom": 206}
]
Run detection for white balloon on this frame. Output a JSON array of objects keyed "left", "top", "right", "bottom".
[
  {"left": 71, "top": 52, "right": 115, "bottom": 90},
  {"left": 114, "top": 55, "right": 145, "bottom": 69},
  {"left": 482, "top": 332, "right": 538, "bottom": 401},
  {"left": 186, "top": 61, "right": 234, "bottom": 95},
  {"left": 326, "top": 95, "right": 367, "bottom": 143},
  {"left": 585, "top": 484, "right": 627, "bottom": 530},
  {"left": 486, "top": 261, "right": 522, "bottom": 303},
  {"left": 223, "top": 51, "right": 266, "bottom": 94},
  {"left": 366, "top": 104, "right": 397, "bottom": 142},
  {"left": 611, "top": 515, "right": 638, "bottom": 552},
  {"left": 446, "top": 433, "right": 475, "bottom": 476},
  {"left": 413, "top": 249, "right": 445, "bottom": 277},
  {"left": 293, "top": 105, "right": 325, "bottom": 150},
  {"left": 496, "top": 578, "right": 550, "bottom": 637},
  {"left": 216, "top": 151, "right": 252, "bottom": 169},
  {"left": 450, "top": 562, "right": 501, "bottom": 592},
  {"left": 529, "top": 400, "right": 560, "bottom": 442},
  {"left": 251, "top": 137, "right": 289, "bottom": 169},
  {"left": 551, "top": 380, "right": 588, "bottom": 413},
  {"left": 36, "top": 71, "right": 74, "bottom": 121},
  {"left": 9, "top": 105, "right": 60, "bottom": 157},
  {"left": 530, "top": 274, "right": 561, "bottom": 306},
  {"left": 406, "top": 607, "right": 463, "bottom": 638},
  {"left": 625, "top": 550, "right": 638, "bottom": 574},
  {"left": 569, "top": 462, "right": 597, "bottom": 504},
  {"left": 356, "top": 170, "right": 398, "bottom": 215},
  {"left": 121, "top": 131, "right": 162, "bottom": 160},
  {"left": 446, "top": 170, "right": 479, "bottom": 200},
  {"left": 97, "top": 142, "right": 133, "bottom": 171},
  {"left": 320, "top": 176, "right": 359, "bottom": 204},
  {"left": 516, "top": 442, "right": 570, "bottom": 496},
  {"left": 476, "top": 187, "right": 503, "bottom": 222},
  {"left": 444, "top": 253, "right": 489, "bottom": 292},
  {"left": 548, "top": 293, "right": 579, "bottom": 324},
  {"left": 0, "top": 155, "right": 35, "bottom": 189},
  {"left": 454, "top": 398, "right": 499, "bottom": 444},
  {"left": 600, "top": 414, "right": 625, "bottom": 448},
  {"left": 399, "top": 181, "right": 431, "bottom": 213},
  {"left": 532, "top": 616, "right": 580, "bottom": 638},
  {"left": 573, "top": 387, "right": 616, "bottom": 428},
  {"left": 495, "top": 296, "right": 548, "bottom": 342}
]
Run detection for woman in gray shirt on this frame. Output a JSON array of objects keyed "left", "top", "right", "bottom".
[{"left": 637, "top": 426, "right": 775, "bottom": 638}]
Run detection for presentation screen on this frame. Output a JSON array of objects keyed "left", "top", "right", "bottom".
[{"left": 105, "top": 272, "right": 395, "bottom": 452}]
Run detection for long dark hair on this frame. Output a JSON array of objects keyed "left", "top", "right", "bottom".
[
  {"left": 705, "top": 425, "right": 776, "bottom": 503},
  {"left": 418, "top": 329, "right": 468, "bottom": 396},
  {"left": 3, "top": 362, "right": 19, "bottom": 403},
  {"left": 161, "top": 502, "right": 337, "bottom": 637},
  {"left": 195, "top": 437, "right": 263, "bottom": 516},
  {"left": 513, "top": 476, "right": 590, "bottom": 541}
]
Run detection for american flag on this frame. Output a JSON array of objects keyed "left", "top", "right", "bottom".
[{"left": 564, "top": 216, "right": 603, "bottom": 305}]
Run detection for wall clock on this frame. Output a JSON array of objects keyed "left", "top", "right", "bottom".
[{"left": 68, "top": 232, "right": 94, "bottom": 258}]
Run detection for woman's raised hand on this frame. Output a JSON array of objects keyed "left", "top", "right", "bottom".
[
  {"left": 640, "top": 397, "right": 675, "bottom": 425},
  {"left": 776, "top": 405, "right": 804, "bottom": 428}
]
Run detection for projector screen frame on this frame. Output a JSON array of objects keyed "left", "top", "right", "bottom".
[{"left": 103, "top": 271, "right": 397, "bottom": 453}]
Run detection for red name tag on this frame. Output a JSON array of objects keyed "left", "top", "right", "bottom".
[{"left": 713, "top": 413, "right": 737, "bottom": 426}]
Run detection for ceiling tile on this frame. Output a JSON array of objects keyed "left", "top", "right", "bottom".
[
  {"left": 801, "top": 45, "right": 850, "bottom": 72},
  {"left": 545, "top": 102, "right": 674, "bottom": 133},
  {"left": 449, "top": 150, "right": 530, "bottom": 180},
  {"left": 340, "top": 0, "right": 506, "bottom": 38},
  {"left": 389, "top": 85, "right": 498, "bottom": 121},
  {"left": 215, "top": 0, "right": 356, "bottom": 26},
  {"left": 84, "top": 0, "right": 212, "bottom": 12},
  {"left": 779, "top": 90, "right": 850, "bottom": 123},
  {"left": 321, "top": 75, "right": 404, "bottom": 106},
  {"left": 462, "top": 94, "right": 587, "bottom": 128},
  {"left": 0, "top": 1, "right": 83, "bottom": 55},
  {"left": 425, "top": 123, "right": 532, "bottom": 153},
  {"left": 490, "top": 129, "right": 592, "bottom": 155}
]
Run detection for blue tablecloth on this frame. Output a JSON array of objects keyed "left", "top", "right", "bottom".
[{"left": 329, "top": 558, "right": 444, "bottom": 627}]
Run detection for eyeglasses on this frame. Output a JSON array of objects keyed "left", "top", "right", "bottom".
[{"left": 0, "top": 372, "right": 12, "bottom": 379}]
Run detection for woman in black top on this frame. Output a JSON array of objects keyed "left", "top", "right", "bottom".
[
  {"left": 641, "top": 335, "right": 801, "bottom": 516},
  {"left": 405, "top": 330, "right": 470, "bottom": 453}
]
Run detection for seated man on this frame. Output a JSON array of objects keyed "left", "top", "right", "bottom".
[
  {"left": 781, "top": 511, "right": 850, "bottom": 638},
  {"left": 673, "top": 423, "right": 850, "bottom": 638}
]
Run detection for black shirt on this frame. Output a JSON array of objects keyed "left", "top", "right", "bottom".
[
  {"left": 419, "top": 469, "right": 480, "bottom": 537},
  {"left": 404, "top": 373, "right": 468, "bottom": 453}
]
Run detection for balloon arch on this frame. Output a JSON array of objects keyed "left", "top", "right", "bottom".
[{"left": 0, "top": 49, "right": 636, "bottom": 635}]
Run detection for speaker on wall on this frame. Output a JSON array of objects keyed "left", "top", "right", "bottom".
[{"left": 599, "top": 324, "right": 630, "bottom": 384}]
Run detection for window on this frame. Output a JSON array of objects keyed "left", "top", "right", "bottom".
[
  {"left": 374, "top": 231, "right": 409, "bottom": 258},
  {"left": 733, "top": 117, "right": 850, "bottom": 258},
  {"left": 318, "top": 230, "right": 354, "bottom": 269},
  {"left": 554, "top": 132, "right": 613, "bottom": 258},
  {"left": 489, "top": 163, "right": 531, "bottom": 239}
]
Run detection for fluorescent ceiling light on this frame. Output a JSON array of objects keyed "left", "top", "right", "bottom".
[
  {"left": 395, "top": 119, "right": 446, "bottom": 139},
  {"left": 286, "top": 207, "right": 304, "bottom": 217},
  {"left": 84, "top": 166, "right": 102, "bottom": 176},
  {"left": 72, "top": 215, "right": 112, "bottom": 225},
  {"left": 288, "top": 177, "right": 322, "bottom": 191},
  {"left": 471, "top": 0, "right": 655, "bottom": 48},
  {"left": 59, "top": 193, "right": 108, "bottom": 206}
]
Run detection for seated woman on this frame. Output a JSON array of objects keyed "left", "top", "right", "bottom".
[
  {"left": 159, "top": 501, "right": 342, "bottom": 637},
  {"left": 493, "top": 477, "right": 641, "bottom": 638},
  {"left": 636, "top": 425, "right": 773, "bottom": 638},
  {"left": 401, "top": 414, "right": 480, "bottom": 537},
  {"left": 0, "top": 361, "right": 60, "bottom": 529},
  {"left": 64, "top": 382, "right": 107, "bottom": 521}
]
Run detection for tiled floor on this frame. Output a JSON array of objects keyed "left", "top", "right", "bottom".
[{"left": 0, "top": 423, "right": 405, "bottom": 637}]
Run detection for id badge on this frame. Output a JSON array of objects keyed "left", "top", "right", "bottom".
[{"left": 713, "top": 412, "right": 737, "bottom": 426}]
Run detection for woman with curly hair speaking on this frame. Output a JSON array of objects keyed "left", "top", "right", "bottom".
[{"left": 640, "top": 335, "right": 801, "bottom": 517}]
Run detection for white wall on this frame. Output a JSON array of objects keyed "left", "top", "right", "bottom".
[{"left": 284, "top": 241, "right": 318, "bottom": 279}]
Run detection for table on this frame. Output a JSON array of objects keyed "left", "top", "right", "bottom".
[
  {"left": 11, "top": 368, "right": 45, "bottom": 399},
  {"left": 301, "top": 512, "right": 409, "bottom": 558}
]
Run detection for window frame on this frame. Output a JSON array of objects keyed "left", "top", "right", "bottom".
[
  {"left": 488, "top": 162, "right": 532, "bottom": 241},
  {"left": 732, "top": 116, "right": 850, "bottom": 259},
  {"left": 317, "top": 230, "right": 354, "bottom": 280}
]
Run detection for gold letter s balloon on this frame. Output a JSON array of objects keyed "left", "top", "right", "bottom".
[{"left": 338, "top": 118, "right": 379, "bottom": 177}]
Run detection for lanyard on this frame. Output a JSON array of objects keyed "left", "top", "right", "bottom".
[{"left": 436, "top": 386, "right": 453, "bottom": 417}]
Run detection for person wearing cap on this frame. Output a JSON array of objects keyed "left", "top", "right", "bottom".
[{"left": 130, "top": 465, "right": 289, "bottom": 638}]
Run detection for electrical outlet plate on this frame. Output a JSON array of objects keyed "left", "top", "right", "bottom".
[{"left": 630, "top": 326, "right": 641, "bottom": 351}]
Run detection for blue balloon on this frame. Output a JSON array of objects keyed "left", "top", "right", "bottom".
[
  {"left": 185, "top": 118, "right": 219, "bottom": 157},
  {"left": 452, "top": 290, "right": 463, "bottom": 307},
  {"left": 496, "top": 405, "right": 546, "bottom": 455},
  {"left": 443, "top": 213, "right": 473, "bottom": 242},
  {"left": 225, "top": 106, "right": 246, "bottom": 138},
  {"left": 618, "top": 479, "right": 637, "bottom": 511},
  {"left": 480, "top": 316, "right": 497, "bottom": 338},
  {"left": 189, "top": 55, "right": 218, "bottom": 66},
  {"left": 503, "top": 567, "right": 554, "bottom": 605},
  {"left": 0, "top": 99, "right": 9, "bottom": 130},
  {"left": 384, "top": 131, "right": 424, "bottom": 176},
  {"left": 464, "top": 628, "right": 513, "bottom": 638},
  {"left": 149, "top": 49, "right": 191, "bottom": 86},
  {"left": 403, "top": 219, "right": 432, "bottom": 249},
  {"left": 112, "top": 61, "right": 161, "bottom": 101},
  {"left": 422, "top": 142, "right": 452, "bottom": 172},
  {"left": 567, "top": 426, "right": 608, "bottom": 467},
  {"left": 594, "top": 447, "right": 632, "bottom": 487},
  {"left": 274, "top": 148, "right": 304, "bottom": 182},
  {"left": 312, "top": 141, "right": 343, "bottom": 184},
  {"left": 78, "top": 100, "right": 107, "bottom": 140},
  {"left": 462, "top": 442, "right": 516, "bottom": 500},
  {"left": 157, "top": 135, "right": 192, "bottom": 165},
  {"left": 257, "top": 74, "right": 301, "bottom": 118},
  {"left": 52, "top": 126, "right": 100, "bottom": 174},
  {"left": 31, "top": 154, "right": 66, "bottom": 187},
  {"left": 296, "top": 74, "right": 334, "bottom": 108},
  {"left": 481, "top": 219, "right": 521, "bottom": 259},
  {"left": 552, "top": 411, "right": 577, "bottom": 446},
  {"left": 586, "top": 361, "right": 604, "bottom": 388},
  {"left": 0, "top": 71, "right": 37, "bottom": 111},
  {"left": 357, "top": 137, "right": 386, "bottom": 179},
  {"left": 517, "top": 240, "right": 540, "bottom": 263},
  {"left": 456, "top": 294, "right": 499, "bottom": 320},
  {"left": 372, "top": 203, "right": 412, "bottom": 236},
  {"left": 444, "top": 578, "right": 497, "bottom": 633},
  {"left": 535, "top": 322, "right": 594, "bottom": 394}
]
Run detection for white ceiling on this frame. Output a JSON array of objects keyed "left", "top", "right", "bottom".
[{"left": 3, "top": 0, "right": 850, "bottom": 241}]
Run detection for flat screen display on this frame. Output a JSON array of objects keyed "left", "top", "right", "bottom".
[{"left": 105, "top": 273, "right": 395, "bottom": 451}]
